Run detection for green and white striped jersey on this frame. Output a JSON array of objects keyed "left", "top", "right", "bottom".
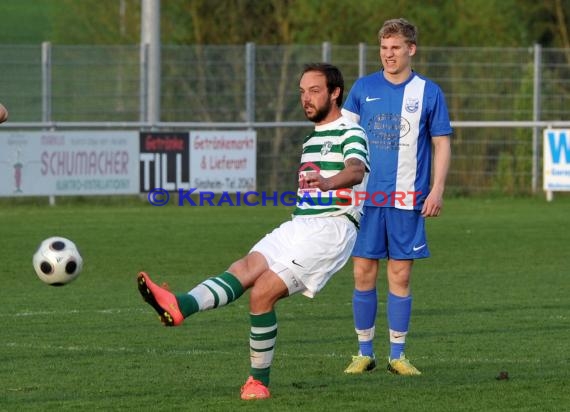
[{"left": 293, "top": 116, "right": 369, "bottom": 221}]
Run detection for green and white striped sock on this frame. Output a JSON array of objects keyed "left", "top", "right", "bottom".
[
  {"left": 176, "top": 271, "right": 244, "bottom": 317},
  {"left": 249, "top": 310, "right": 278, "bottom": 386}
]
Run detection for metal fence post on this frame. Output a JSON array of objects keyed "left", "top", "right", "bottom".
[
  {"left": 41, "top": 42, "right": 52, "bottom": 123},
  {"left": 322, "top": 42, "right": 331, "bottom": 63},
  {"left": 41, "top": 41, "right": 56, "bottom": 205},
  {"left": 245, "top": 42, "right": 255, "bottom": 125},
  {"left": 358, "top": 42, "right": 367, "bottom": 78},
  {"left": 141, "top": 0, "right": 161, "bottom": 126},
  {"left": 139, "top": 43, "right": 148, "bottom": 122},
  {"left": 532, "top": 43, "right": 542, "bottom": 194}
]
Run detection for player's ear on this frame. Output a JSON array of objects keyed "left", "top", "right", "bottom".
[
  {"left": 408, "top": 43, "right": 417, "bottom": 57},
  {"left": 331, "top": 87, "right": 341, "bottom": 104}
]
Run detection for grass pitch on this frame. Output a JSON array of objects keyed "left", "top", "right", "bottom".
[{"left": 1, "top": 196, "right": 568, "bottom": 411}]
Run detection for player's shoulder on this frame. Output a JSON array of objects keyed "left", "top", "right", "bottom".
[
  {"left": 337, "top": 115, "right": 365, "bottom": 132},
  {"left": 412, "top": 71, "right": 444, "bottom": 91},
  {"left": 337, "top": 116, "right": 367, "bottom": 141},
  {"left": 352, "top": 71, "right": 383, "bottom": 87}
]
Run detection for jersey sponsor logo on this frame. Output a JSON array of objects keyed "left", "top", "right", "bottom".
[
  {"left": 368, "top": 114, "right": 412, "bottom": 151},
  {"left": 400, "top": 117, "right": 411, "bottom": 136},
  {"left": 405, "top": 97, "right": 420, "bottom": 113},
  {"left": 365, "top": 96, "right": 382, "bottom": 102}
]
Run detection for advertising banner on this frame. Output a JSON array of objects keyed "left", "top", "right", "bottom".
[
  {"left": 0, "top": 131, "right": 139, "bottom": 196},
  {"left": 139, "top": 131, "right": 190, "bottom": 192},
  {"left": 189, "top": 130, "right": 256, "bottom": 192},
  {"left": 543, "top": 129, "right": 570, "bottom": 191}
]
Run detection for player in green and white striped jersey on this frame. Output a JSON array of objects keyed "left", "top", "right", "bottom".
[
  {"left": 294, "top": 118, "right": 369, "bottom": 225},
  {"left": 136, "top": 63, "right": 369, "bottom": 401}
]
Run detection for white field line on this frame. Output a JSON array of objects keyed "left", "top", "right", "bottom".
[
  {"left": 0, "top": 340, "right": 541, "bottom": 364},
  {"left": 2, "top": 341, "right": 235, "bottom": 356},
  {"left": 0, "top": 307, "right": 146, "bottom": 317}
]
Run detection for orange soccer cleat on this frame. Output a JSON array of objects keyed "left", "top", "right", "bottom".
[
  {"left": 137, "top": 272, "right": 184, "bottom": 326},
  {"left": 240, "top": 376, "right": 271, "bottom": 400}
]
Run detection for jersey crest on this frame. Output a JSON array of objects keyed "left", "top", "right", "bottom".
[
  {"left": 320, "top": 141, "right": 334, "bottom": 156},
  {"left": 405, "top": 97, "right": 420, "bottom": 113}
]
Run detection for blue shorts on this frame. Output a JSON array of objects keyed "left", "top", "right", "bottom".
[{"left": 352, "top": 206, "right": 430, "bottom": 260}]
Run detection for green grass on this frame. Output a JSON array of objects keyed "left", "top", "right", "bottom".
[{"left": 1, "top": 197, "right": 569, "bottom": 411}]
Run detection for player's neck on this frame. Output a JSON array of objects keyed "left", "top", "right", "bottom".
[
  {"left": 314, "top": 107, "right": 342, "bottom": 127},
  {"left": 383, "top": 68, "right": 413, "bottom": 85}
]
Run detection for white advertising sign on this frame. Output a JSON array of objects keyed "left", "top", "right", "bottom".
[
  {"left": 543, "top": 129, "right": 570, "bottom": 191},
  {"left": 0, "top": 131, "right": 139, "bottom": 196},
  {"left": 190, "top": 130, "right": 256, "bottom": 193}
]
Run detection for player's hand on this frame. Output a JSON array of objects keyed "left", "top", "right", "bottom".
[
  {"left": 0, "top": 103, "right": 8, "bottom": 123},
  {"left": 304, "top": 172, "right": 330, "bottom": 192},
  {"left": 421, "top": 191, "right": 443, "bottom": 217}
]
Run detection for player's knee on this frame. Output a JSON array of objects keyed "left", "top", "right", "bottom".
[
  {"left": 249, "top": 284, "right": 267, "bottom": 306},
  {"left": 250, "top": 285, "right": 275, "bottom": 313},
  {"left": 353, "top": 262, "right": 377, "bottom": 288},
  {"left": 227, "top": 259, "right": 257, "bottom": 289},
  {"left": 390, "top": 277, "right": 410, "bottom": 291},
  {"left": 388, "top": 270, "right": 411, "bottom": 291},
  {"left": 250, "top": 273, "right": 287, "bottom": 312},
  {"left": 353, "top": 259, "right": 378, "bottom": 290},
  {"left": 228, "top": 259, "right": 246, "bottom": 277}
]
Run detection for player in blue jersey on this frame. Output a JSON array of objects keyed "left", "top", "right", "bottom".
[{"left": 342, "top": 18, "right": 452, "bottom": 375}]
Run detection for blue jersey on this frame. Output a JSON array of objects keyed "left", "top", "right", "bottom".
[{"left": 342, "top": 71, "right": 452, "bottom": 210}]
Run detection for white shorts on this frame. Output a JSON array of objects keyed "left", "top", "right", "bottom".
[{"left": 250, "top": 215, "right": 357, "bottom": 298}]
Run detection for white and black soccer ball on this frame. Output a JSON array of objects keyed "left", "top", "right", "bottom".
[{"left": 32, "top": 237, "right": 83, "bottom": 286}]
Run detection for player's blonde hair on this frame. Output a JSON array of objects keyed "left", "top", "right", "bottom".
[{"left": 378, "top": 18, "right": 417, "bottom": 46}]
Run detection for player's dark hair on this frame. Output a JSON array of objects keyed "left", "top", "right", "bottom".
[
  {"left": 301, "top": 63, "right": 344, "bottom": 106},
  {"left": 378, "top": 18, "right": 418, "bottom": 45}
]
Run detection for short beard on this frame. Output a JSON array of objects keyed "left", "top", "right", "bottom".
[{"left": 304, "top": 99, "right": 332, "bottom": 123}]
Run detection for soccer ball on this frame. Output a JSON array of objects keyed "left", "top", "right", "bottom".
[{"left": 32, "top": 237, "right": 83, "bottom": 286}]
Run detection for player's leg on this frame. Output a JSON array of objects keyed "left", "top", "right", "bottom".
[
  {"left": 344, "top": 257, "right": 379, "bottom": 373},
  {"left": 242, "top": 215, "right": 356, "bottom": 398},
  {"left": 137, "top": 252, "right": 267, "bottom": 326},
  {"left": 241, "top": 266, "right": 298, "bottom": 400},
  {"left": 353, "top": 258, "right": 379, "bottom": 357},
  {"left": 345, "top": 206, "right": 386, "bottom": 374},
  {"left": 177, "top": 251, "right": 268, "bottom": 313},
  {"left": 386, "top": 258, "right": 415, "bottom": 364},
  {"left": 384, "top": 208, "right": 428, "bottom": 375}
]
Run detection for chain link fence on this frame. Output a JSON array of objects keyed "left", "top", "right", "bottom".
[{"left": 1, "top": 43, "right": 570, "bottom": 194}]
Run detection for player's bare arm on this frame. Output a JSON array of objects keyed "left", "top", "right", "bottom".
[
  {"left": 0, "top": 103, "right": 8, "bottom": 123},
  {"left": 422, "top": 135, "right": 451, "bottom": 217},
  {"left": 305, "top": 157, "right": 366, "bottom": 192}
]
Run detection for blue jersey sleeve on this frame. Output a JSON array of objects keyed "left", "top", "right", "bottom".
[
  {"left": 427, "top": 84, "right": 453, "bottom": 137},
  {"left": 343, "top": 79, "right": 362, "bottom": 117}
]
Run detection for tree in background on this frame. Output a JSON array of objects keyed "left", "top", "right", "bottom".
[{"left": 45, "top": 0, "right": 569, "bottom": 48}]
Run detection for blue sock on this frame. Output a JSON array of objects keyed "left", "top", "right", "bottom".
[
  {"left": 353, "top": 288, "right": 377, "bottom": 357},
  {"left": 387, "top": 292, "right": 412, "bottom": 360}
]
